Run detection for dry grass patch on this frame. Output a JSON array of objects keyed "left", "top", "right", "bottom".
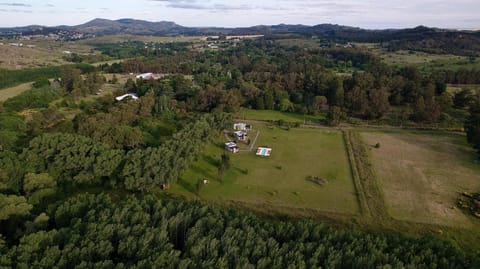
[
  {"left": 362, "top": 132, "right": 480, "bottom": 228},
  {"left": 0, "top": 82, "right": 32, "bottom": 101}
]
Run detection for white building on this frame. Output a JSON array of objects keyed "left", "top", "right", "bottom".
[
  {"left": 234, "top": 131, "right": 248, "bottom": 141},
  {"left": 225, "top": 142, "right": 239, "bottom": 153},
  {"left": 233, "top": 123, "right": 252, "bottom": 131},
  {"left": 136, "top": 72, "right": 154, "bottom": 79},
  {"left": 115, "top": 93, "right": 139, "bottom": 101}
]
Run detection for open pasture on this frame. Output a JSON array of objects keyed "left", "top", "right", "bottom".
[
  {"left": 172, "top": 124, "right": 359, "bottom": 214},
  {"left": 362, "top": 131, "right": 480, "bottom": 227}
]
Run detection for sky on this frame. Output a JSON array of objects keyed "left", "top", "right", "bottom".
[{"left": 0, "top": 0, "right": 479, "bottom": 29}]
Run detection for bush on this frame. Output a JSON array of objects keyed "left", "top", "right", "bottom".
[{"left": 32, "top": 78, "right": 50, "bottom": 88}]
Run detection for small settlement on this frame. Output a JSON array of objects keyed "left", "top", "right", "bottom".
[
  {"left": 225, "top": 122, "right": 252, "bottom": 153},
  {"left": 224, "top": 122, "right": 272, "bottom": 157}
]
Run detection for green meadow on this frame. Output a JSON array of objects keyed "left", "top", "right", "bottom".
[{"left": 170, "top": 123, "right": 359, "bottom": 214}]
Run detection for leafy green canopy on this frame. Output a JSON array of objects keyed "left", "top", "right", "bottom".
[{"left": 1, "top": 193, "right": 477, "bottom": 268}]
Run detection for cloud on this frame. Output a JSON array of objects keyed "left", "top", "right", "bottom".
[
  {"left": 0, "top": 2, "right": 31, "bottom": 7},
  {"left": 9, "top": 8, "right": 32, "bottom": 13},
  {"left": 149, "top": 0, "right": 254, "bottom": 11}
]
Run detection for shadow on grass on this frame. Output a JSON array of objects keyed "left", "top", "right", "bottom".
[
  {"left": 177, "top": 178, "right": 196, "bottom": 194},
  {"left": 189, "top": 164, "right": 216, "bottom": 182},
  {"left": 204, "top": 155, "right": 220, "bottom": 167}
]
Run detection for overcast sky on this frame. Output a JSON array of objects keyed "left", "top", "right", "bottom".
[{"left": 0, "top": 0, "right": 479, "bottom": 29}]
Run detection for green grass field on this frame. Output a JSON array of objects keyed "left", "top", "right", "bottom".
[
  {"left": 171, "top": 124, "right": 359, "bottom": 214},
  {"left": 362, "top": 131, "right": 480, "bottom": 228},
  {"left": 235, "top": 108, "right": 325, "bottom": 124}
]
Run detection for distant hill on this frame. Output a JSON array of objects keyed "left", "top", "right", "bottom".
[
  {"left": 64, "top": 18, "right": 186, "bottom": 36},
  {"left": 1, "top": 18, "right": 479, "bottom": 55}
]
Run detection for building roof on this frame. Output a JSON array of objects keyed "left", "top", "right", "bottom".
[
  {"left": 225, "top": 141, "right": 237, "bottom": 148},
  {"left": 115, "top": 93, "right": 139, "bottom": 101},
  {"left": 136, "top": 72, "right": 153, "bottom": 79},
  {"left": 234, "top": 131, "right": 247, "bottom": 137}
]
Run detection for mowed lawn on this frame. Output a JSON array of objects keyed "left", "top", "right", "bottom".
[
  {"left": 171, "top": 124, "right": 359, "bottom": 214},
  {"left": 362, "top": 132, "right": 480, "bottom": 228}
]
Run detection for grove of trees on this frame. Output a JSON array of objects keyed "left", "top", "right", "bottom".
[{"left": 1, "top": 193, "right": 478, "bottom": 268}]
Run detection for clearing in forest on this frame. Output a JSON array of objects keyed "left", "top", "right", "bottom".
[
  {"left": 362, "top": 131, "right": 480, "bottom": 228},
  {"left": 172, "top": 124, "right": 359, "bottom": 214},
  {"left": 0, "top": 82, "right": 33, "bottom": 101}
]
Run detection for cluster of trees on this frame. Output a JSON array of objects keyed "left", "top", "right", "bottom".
[
  {"left": 2, "top": 85, "right": 61, "bottom": 113},
  {"left": 95, "top": 41, "right": 189, "bottom": 59},
  {"left": 121, "top": 112, "right": 231, "bottom": 191},
  {"left": 0, "top": 113, "right": 230, "bottom": 195},
  {"left": 22, "top": 133, "right": 124, "bottom": 188},
  {"left": 59, "top": 66, "right": 105, "bottom": 99},
  {"left": 0, "top": 64, "right": 95, "bottom": 90},
  {"left": 1, "top": 193, "right": 478, "bottom": 268},
  {"left": 464, "top": 90, "right": 480, "bottom": 157},
  {"left": 97, "top": 39, "right": 478, "bottom": 127}
]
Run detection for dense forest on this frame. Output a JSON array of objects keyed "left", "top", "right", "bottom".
[{"left": 1, "top": 193, "right": 478, "bottom": 268}]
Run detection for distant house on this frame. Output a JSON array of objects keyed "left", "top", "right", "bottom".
[
  {"left": 225, "top": 142, "right": 239, "bottom": 153},
  {"left": 256, "top": 147, "right": 272, "bottom": 157},
  {"left": 115, "top": 93, "right": 139, "bottom": 101},
  {"left": 136, "top": 72, "right": 154, "bottom": 79},
  {"left": 234, "top": 131, "right": 248, "bottom": 141},
  {"left": 233, "top": 123, "right": 252, "bottom": 131}
]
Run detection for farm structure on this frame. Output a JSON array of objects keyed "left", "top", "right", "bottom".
[
  {"left": 225, "top": 142, "right": 239, "bottom": 153},
  {"left": 234, "top": 131, "right": 248, "bottom": 142},
  {"left": 234, "top": 123, "right": 252, "bottom": 131}
]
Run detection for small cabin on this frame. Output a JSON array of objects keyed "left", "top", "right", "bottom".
[
  {"left": 234, "top": 131, "right": 248, "bottom": 141},
  {"left": 225, "top": 141, "right": 239, "bottom": 153},
  {"left": 233, "top": 123, "right": 252, "bottom": 131}
]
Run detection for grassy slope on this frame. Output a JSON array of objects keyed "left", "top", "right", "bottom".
[{"left": 171, "top": 124, "right": 359, "bottom": 214}]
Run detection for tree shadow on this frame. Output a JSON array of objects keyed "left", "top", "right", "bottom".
[
  {"left": 204, "top": 155, "right": 220, "bottom": 167},
  {"left": 189, "top": 164, "right": 216, "bottom": 181},
  {"left": 177, "top": 178, "right": 195, "bottom": 194}
]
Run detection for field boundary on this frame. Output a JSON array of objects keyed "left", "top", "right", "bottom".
[
  {"left": 344, "top": 130, "right": 388, "bottom": 219},
  {"left": 343, "top": 130, "right": 370, "bottom": 216}
]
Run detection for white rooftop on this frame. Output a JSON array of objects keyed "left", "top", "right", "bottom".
[{"left": 115, "top": 93, "right": 139, "bottom": 101}]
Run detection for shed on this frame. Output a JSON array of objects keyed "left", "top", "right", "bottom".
[
  {"left": 234, "top": 123, "right": 252, "bottom": 131},
  {"left": 225, "top": 142, "right": 239, "bottom": 153}
]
